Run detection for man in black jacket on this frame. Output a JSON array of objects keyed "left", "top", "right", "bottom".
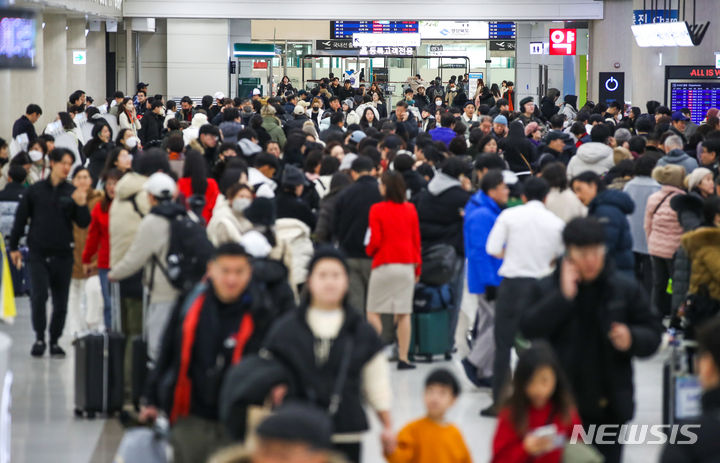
[
  {"left": 333, "top": 156, "right": 381, "bottom": 314},
  {"left": 275, "top": 165, "right": 316, "bottom": 230},
  {"left": 12, "top": 104, "right": 42, "bottom": 143},
  {"left": 139, "top": 99, "right": 165, "bottom": 147},
  {"left": 392, "top": 101, "right": 419, "bottom": 142},
  {"left": 9, "top": 148, "right": 91, "bottom": 357},
  {"left": 140, "top": 243, "right": 281, "bottom": 463},
  {"left": 520, "top": 217, "right": 663, "bottom": 463}
]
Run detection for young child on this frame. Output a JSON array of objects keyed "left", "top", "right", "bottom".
[
  {"left": 385, "top": 369, "right": 472, "bottom": 463},
  {"left": 491, "top": 342, "right": 582, "bottom": 463}
]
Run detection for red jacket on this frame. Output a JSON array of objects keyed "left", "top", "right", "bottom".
[
  {"left": 366, "top": 200, "right": 422, "bottom": 277},
  {"left": 177, "top": 177, "right": 219, "bottom": 225},
  {"left": 82, "top": 201, "right": 110, "bottom": 269},
  {"left": 492, "top": 402, "right": 582, "bottom": 463}
]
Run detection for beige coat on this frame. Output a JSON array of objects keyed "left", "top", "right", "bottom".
[
  {"left": 109, "top": 172, "right": 151, "bottom": 267},
  {"left": 206, "top": 196, "right": 254, "bottom": 247}
]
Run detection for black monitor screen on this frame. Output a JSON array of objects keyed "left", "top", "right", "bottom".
[{"left": 0, "top": 8, "right": 36, "bottom": 69}]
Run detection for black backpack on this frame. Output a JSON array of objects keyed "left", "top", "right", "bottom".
[{"left": 151, "top": 203, "right": 215, "bottom": 292}]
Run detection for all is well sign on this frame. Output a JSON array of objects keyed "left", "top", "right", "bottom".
[{"left": 549, "top": 29, "right": 576, "bottom": 55}]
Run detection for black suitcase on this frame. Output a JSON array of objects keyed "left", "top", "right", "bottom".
[{"left": 74, "top": 332, "right": 125, "bottom": 418}]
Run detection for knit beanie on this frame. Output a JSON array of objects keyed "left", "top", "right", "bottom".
[
  {"left": 651, "top": 165, "right": 686, "bottom": 189},
  {"left": 685, "top": 167, "right": 714, "bottom": 192}
]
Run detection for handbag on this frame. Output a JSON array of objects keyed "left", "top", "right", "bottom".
[
  {"left": 420, "top": 243, "right": 457, "bottom": 286},
  {"left": 562, "top": 441, "right": 604, "bottom": 463}
]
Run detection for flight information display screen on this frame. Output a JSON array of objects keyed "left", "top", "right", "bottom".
[
  {"left": 331, "top": 21, "right": 419, "bottom": 39},
  {"left": 489, "top": 21, "right": 516, "bottom": 39},
  {"left": 670, "top": 82, "right": 720, "bottom": 125}
]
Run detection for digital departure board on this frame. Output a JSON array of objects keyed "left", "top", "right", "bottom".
[
  {"left": 670, "top": 82, "right": 720, "bottom": 125},
  {"left": 331, "top": 21, "right": 419, "bottom": 39},
  {"left": 489, "top": 21, "right": 516, "bottom": 39}
]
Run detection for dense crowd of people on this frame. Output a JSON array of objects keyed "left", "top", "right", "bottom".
[{"left": 2, "top": 74, "right": 720, "bottom": 463}]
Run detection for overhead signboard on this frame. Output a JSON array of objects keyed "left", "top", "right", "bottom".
[
  {"left": 489, "top": 21, "right": 516, "bottom": 39},
  {"left": 549, "top": 28, "right": 576, "bottom": 55},
  {"left": 352, "top": 33, "right": 421, "bottom": 48},
  {"left": 359, "top": 46, "right": 415, "bottom": 57},
  {"left": 489, "top": 40, "right": 516, "bottom": 51},
  {"left": 419, "top": 21, "right": 489, "bottom": 40},
  {"left": 632, "top": 9, "right": 679, "bottom": 25},
  {"left": 331, "top": 21, "right": 418, "bottom": 39},
  {"left": 666, "top": 65, "right": 720, "bottom": 80},
  {"left": 599, "top": 72, "right": 625, "bottom": 104},
  {"left": 315, "top": 39, "right": 353, "bottom": 50}
]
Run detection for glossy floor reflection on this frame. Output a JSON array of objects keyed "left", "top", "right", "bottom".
[{"left": 6, "top": 296, "right": 664, "bottom": 462}]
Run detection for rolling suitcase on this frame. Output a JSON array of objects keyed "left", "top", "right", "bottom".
[
  {"left": 410, "top": 283, "right": 453, "bottom": 362},
  {"left": 74, "top": 285, "right": 125, "bottom": 418}
]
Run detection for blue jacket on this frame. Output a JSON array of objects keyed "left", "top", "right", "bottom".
[
  {"left": 588, "top": 189, "right": 635, "bottom": 273},
  {"left": 429, "top": 126, "right": 457, "bottom": 147},
  {"left": 464, "top": 191, "right": 503, "bottom": 294}
]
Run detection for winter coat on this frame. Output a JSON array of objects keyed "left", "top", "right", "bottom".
[
  {"left": 366, "top": 200, "right": 422, "bottom": 276},
  {"left": 109, "top": 172, "right": 151, "bottom": 267},
  {"left": 71, "top": 190, "right": 103, "bottom": 279},
  {"left": 206, "top": 196, "right": 254, "bottom": 247},
  {"left": 345, "top": 110, "right": 360, "bottom": 127},
  {"left": 588, "top": 189, "right": 635, "bottom": 272},
  {"left": 12, "top": 114, "right": 38, "bottom": 142},
  {"left": 275, "top": 218, "right": 313, "bottom": 287},
  {"left": 177, "top": 177, "right": 220, "bottom": 225},
  {"left": 284, "top": 114, "right": 310, "bottom": 135},
  {"left": 682, "top": 227, "right": 720, "bottom": 301},
  {"left": 276, "top": 190, "right": 316, "bottom": 230},
  {"left": 623, "top": 176, "right": 662, "bottom": 254},
  {"left": 85, "top": 141, "right": 115, "bottom": 186},
  {"left": 429, "top": 126, "right": 457, "bottom": 147},
  {"left": 218, "top": 121, "right": 243, "bottom": 144},
  {"left": 108, "top": 201, "right": 183, "bottom": 304},
  {"left": 540, "top": 96, "right": 559, "bottom": 121},
  {"left": 402, "top": 170, "right": 427, "bottom": 202},
  {"left": 644, "top": 186, "right": 685, "bottom": 259},
  {"left": 119, "top": 111, "right": 141, "bottom": 137},
  {"left": 521, "top": 266, "right": 663, "bottom": 424},
  {"left": 415, "top": 172, "right": 471, "bottom": 256},
  {"left": 566, "top": 142, "right": 615, "bottom": 180},
  {"left": 544, "top": 187, "right": 587, "bottom": 223},
  {"left": 559, "top": 103, "right": 577, "bottom": 122},
  {"left": 82, "top": 200, "right": 111, "bottom": 271},
  {"left": 657, "top": 149, "right": 698, "bottom": 174},
  {"left": 670, "top": 193, "right": 705, "bottom": 311},
  {"left": 261, "top": 116, "right": 287, "bottom": 149},
  {"left": 314, "top": 188, "right": 342, "bottom": 244},
  {"left": 464, "top": 191, "right": 503, "bottom": 294},
  {"left": 262, "top": 303, "right": 384, "bottom": 435},
  {"left": 140, "top": 112, "right": 164, "bottom": 146},
  {"left": 333, "top": 175, "right": 382, "bottom": 258}
]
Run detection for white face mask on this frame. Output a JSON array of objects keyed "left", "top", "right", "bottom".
[
  {"left": 125, "top": 136, "right": 138, "bottom": 149},
  {"left": 435, "top": 100, "right": 442, "bottom": 106},
  {"left": 28, "top": 150, "right": 43, "bottom": 162},
  {"left": 232, "top": 197, "right": 252, "bottom": 213}
]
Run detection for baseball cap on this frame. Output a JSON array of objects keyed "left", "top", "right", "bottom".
[
  {"left": 293, "top": 105, "right": 307, "bottom": 116},
  {"left": 493, "top": 115, "right": 508, "bottom": 126},
  {"left": 252, "top": 88, "right": 261, "bottom": 96},
  {"left": 136, "top": 82, "right": 149, "bottom": 91},
  {"left": 144, "top": 172, "right": 176, "bottom": 199},
  {"left": 672, "top": 110, "right": 690, "bottom": 122},
  {"left": 350, "top": 130, "right": 367, "bottom": 144},
  {"left": 214, "top": 91, "right": 225, "bottom": 100}
]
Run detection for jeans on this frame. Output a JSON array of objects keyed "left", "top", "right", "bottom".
[
  {"left": 98, "top": 269, "right": 111, "bottom": 330},
  {"left": 492, "top": 277, "right": 534, "bottom": 404},
  {"left": 28, "top": 253, "right": 73, "bottom": 343},
  {"left": 447, "top": 259, "right": 466, "bottom": 350}
]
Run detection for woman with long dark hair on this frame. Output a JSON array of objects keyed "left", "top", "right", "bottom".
[
  {"left": 177, "top": 149, "right": 219, "bottom": 224},
  {"left": 498, "top": 120, "right": 538, "bottom": 178},
  {"left": 277, "top": 75, "right": 295, "bottom": 96},
  {"left": 117, "top": 97, "right": 141, "bottom": 137},
  {"left": 360, "top": 106, "right": 381, "bottom": 130},
  {"left": 102, "top": 146, "right": 133, "bottom": 177},
  {"left": 490, "top": 83, "right": 502, "bottom": 102},
  {"left": 263, "top": 246, "right": 395, "bottom": 463},
  {"left": 84, "top": 122, "right": 115, "bottom": 186},
  {"left": 366, "top": 171, "right": 421, "bottom": 370}
]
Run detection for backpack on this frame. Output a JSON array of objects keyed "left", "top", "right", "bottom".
[
  {"left": 151, "top": 203, "right": 215, "bottom": 292},
  {"left": 420, "top": 243, "right": 457, "bottom": 286}
]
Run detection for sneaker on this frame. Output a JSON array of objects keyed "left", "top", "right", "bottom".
[
  {"left": 49, "top": 344, "right": 66, "bottom": 358},
  {"left": 480, "top": 404, "right": 498, "bottom": 418},
  {"left": 31, "top": 340, "right": 46, "bottom": 357},
  {"left": 397, "top": 360, "right": 416, "bottom": 370}
]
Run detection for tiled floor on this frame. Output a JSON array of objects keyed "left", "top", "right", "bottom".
[{"left": 5, "top": 296, "right": 665, "bottom": 462}]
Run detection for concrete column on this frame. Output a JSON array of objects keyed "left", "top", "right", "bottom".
[
  {"left": 166, "top": 18, "right": 229, "bottom": 99},
  {"left": 85, "top": 30, "right": 107, "bottom": 100},
  {"left": 43, "top": 15, "right": 68, "bottom": 125},
  {"left": 138, "top": 19, "right": 168, "bottom": 98},
  {"left": 125, "top": 28, "right": 135, "bottom": 98},
  {"left": 66, "top": 18, "right": 87, "bottom": 103}
]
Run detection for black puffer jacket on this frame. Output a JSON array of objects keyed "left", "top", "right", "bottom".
[
  {"left": 414, "top": 172, "right": 470, "bottom": 256},
  {"left": 520, "top": 265, "right": 663, "bottom": 425}
]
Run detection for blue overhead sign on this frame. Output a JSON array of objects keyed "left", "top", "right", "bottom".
[{"left": 633, "top": 9, "right": 679, "bottom": 25}]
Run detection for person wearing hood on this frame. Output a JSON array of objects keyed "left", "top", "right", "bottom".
[
  {"left": 218, "top": 107, "right": 244, "bottom": 145},
  {"left": 571, "top": 171, "right": 635, "bottom": 274},
  {"left": 657, "top": 134, "right": 697, "bottom": 173},
  {"left": 540, "top": 88, "right": 560, "bottom": 121},
  {"left": 559, "top": 94, "right": 578, "bottom": 122},
  {"left": 644, "top": 165, "right": 687, "bottom": 317},
  {"left": 415, "top": 157, "right": 472, "bottom": 352},
  {"left": 462, "top": 170, "right": 508, "bottom": 387},
  {"left": 260, "top": 104, "right": 287, "bottom": 150},
  {"left": 498, "top": 120, "right": 537, "bottom": 178},
  {"left": 566, "top": 124, "right": 615, "bottom": 180},
  {"left": 623, "top": 155, "right": 661, "bottom": 294}
]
